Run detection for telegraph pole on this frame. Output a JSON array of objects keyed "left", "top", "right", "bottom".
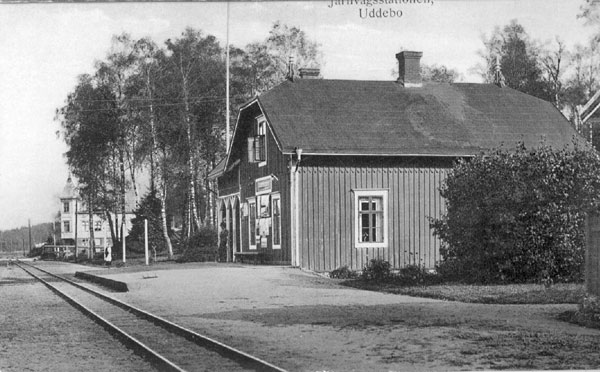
[
  {"left": 74, "top": 199, "right": 78, "bottom": 259},
  {"left": 226, "top": 0, "right": 231, "bottom": 150},
  {"left": 28, "top": 219, "right": 32, "bottom": 255}
]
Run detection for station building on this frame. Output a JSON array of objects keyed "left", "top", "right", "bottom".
[{"left": 210, "top": 51, "right": 582, "bottom": 272}]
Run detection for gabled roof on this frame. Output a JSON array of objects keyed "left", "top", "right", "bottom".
[
  {"left": 255, "top": 79, "right": 581, "bottom": 156},
  {"left": 207, "top": 158, "right": 226, "bottom": 179}
]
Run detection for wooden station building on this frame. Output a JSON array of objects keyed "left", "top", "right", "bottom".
[{"left": 210, "top": 51, "right": 580, "bottom": 272}]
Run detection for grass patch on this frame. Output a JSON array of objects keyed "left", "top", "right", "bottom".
[{"left": 342, "top": 281, "right": 585, "bottom": 304}]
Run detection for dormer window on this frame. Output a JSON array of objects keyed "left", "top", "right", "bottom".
[{"left": 248, "top": 117, "right": 267, "bottom": 166}]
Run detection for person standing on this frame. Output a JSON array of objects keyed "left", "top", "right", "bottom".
[{"left": 104, "top": 245, "right": 112, "bottom": 268}]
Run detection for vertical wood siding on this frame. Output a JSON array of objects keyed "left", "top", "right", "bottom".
[
  {"left": 586, "top": 214, "right": 600, "bottom": 296},
  {"left": 298, "top": 162, "right": 448, "bottom": 272},
  {"left": 236, "top": 111, "right": 291, "bottom": 264}
]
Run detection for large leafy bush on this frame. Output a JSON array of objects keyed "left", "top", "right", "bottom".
[
  {"left": 177, "top": 225, "right": 218, "bottom": 262},
  {"left": 431, "top": 142, "right": 600, "bottom": 284}
]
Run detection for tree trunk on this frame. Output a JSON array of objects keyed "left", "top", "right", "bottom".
[
  {"left": 159, "top": 172, "right": 173, "bottom": 258},
  {"left": 179, "top": 55, "right": 201, "bottom": 233},
  {"left": 106, "top": 211, "right": 117, "bottom": 248},
  {"left": 126, "top": 146, "right": 139, "bottom": 206},
  {"left": 147, "top": 68, "right": 174, "bottom": 258},
  {"left": 120, "top": 144, "right": 127, "bottom": 256}
]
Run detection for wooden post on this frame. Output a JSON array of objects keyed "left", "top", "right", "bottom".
[
  {"left": 74, "top": 200, "right": 78, "bottom": 259},
  {"left": 225, "top": 202, "right": 231, "bottom": 262},
  {"left": 122, "top": 224, "right": 126, "bottom": 264},
  {"left": 145, "top": 219, "right": 149, "bottom": 266},
  {"left": 28, "top": 219, "right": 32, "bottom": 255}
]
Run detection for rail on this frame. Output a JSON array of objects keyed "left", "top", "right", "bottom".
[{"left": 16, "top": 260, "right": 288, "bottom": 372}]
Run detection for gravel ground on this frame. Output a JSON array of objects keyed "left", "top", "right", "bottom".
[
  {"left": 4, "top": 260, "right": 600, "bottom": 371},
  {"left": 0, "top": 260, "right": 155, "bottom": 372},
  {"left": 98, "top": 262, "right": 600, "bottom": 371}
]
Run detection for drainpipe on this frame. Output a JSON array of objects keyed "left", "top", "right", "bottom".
[
  {"left": 289, "top": 148, "right": 302, "bottom": 267},
  {"left": 289, "top": 155, "right": 296, "bottom": 266}
]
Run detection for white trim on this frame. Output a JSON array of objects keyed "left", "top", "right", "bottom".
[
  {"left": 255, "top": 100, "right": 285, "bottom": 153},
  {"left": 354, "top": 189, "right": 388, "bottom": 249},
  {"left": 255, "top": 175, "right": 273, "bottom": 195},
  {"left": 271, "top": 193, "right": 281, "bottom": 250},
  {"left": 223, "top": 108, "right": 245, "bottom": 172},
  {"left": 256, "top": 116, "right": 267, "bottom": 167}
]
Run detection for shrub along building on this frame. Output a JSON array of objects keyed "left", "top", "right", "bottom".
[{"left": 210, "top": 51, "right": 581, "bottom": 272}]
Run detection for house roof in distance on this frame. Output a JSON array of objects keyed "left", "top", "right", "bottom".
[{"left": 257, "top": 79, "right": 582, "bottom": 156}]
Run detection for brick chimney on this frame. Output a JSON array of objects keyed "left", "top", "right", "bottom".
[
  {"left": 299, "top": 68, "right": 320, "bottom": 79},
  {"left": 396, "top": 51, "right": 423, "bottom": 87}
]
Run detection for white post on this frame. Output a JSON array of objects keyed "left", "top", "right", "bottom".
[
  {"left": 225, "top": 1, "right": 230, "bottom": 150},
  {"left": 144, "top": 219, "right": 149, "bottom": 266},
  {"left": 122, "top": 224, "right": 126, "bottom": 263}
]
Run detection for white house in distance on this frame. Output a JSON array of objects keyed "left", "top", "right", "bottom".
[{"left": 59, "top": 176, "right": 135, "bottom": 256}]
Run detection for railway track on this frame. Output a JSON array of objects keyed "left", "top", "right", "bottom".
[{"left": 15, "top": 261, "right": 287, "bottom": 372}]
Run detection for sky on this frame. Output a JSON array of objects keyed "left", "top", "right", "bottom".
[{"left": 0, "top": 0, "right": 596, "bottom": 230}]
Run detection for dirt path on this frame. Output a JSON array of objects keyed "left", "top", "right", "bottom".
[{"left": 95, "top": 263, "right": 600, "bottom": 371}]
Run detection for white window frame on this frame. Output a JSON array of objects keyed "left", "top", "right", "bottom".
[
  {"left": 257, "top": 116, "right": 267, "bottom": 168},
  {"left": 271, "top": 193, "right": 281, "bottom": 249},
  {"left": 63, "top": 201, "right": 70, "bottom": 213},
  {"left": 354, "top": 189, "right": 388, "bottom": 249},
  {"left": 248, "top": 198, "right": 257, "bottom": 250},
  {"left": 63, "top": 220, "right": 71, "bottom": 233}
]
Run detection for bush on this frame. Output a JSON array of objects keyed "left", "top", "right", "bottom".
[
  {"left": 579, "top": 294, "right": 600, "bottom": 322},
  {"left": 177, "top": 226, "right": 218, "bottom": 262},
  {"left": 396, "top": 265, "right": 441, "bottom": 286},
  {"left": 330, "top": 265, "right": 359, "bottom": 279},
  {"left": 431, "top": 142, "right": 600, "bottom": 284},
  {"left": 360, "top": 258, "right": 392, "bottom": 282}
]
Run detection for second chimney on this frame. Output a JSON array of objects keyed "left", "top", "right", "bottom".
[{"left": 396, "top": 51, "right": 423, "bottom": 87}]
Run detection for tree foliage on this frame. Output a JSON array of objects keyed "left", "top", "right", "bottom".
[
  {"left": 241, "top": 21, "right": 323, "bottom": 94},
  {"left": 480, "top": 20, "right": 553, "bottom": 102},
  {"left": 128, "top": 191, "right": 165, "bottom": 256},
  {"left": 421, "top": 64, "right": 460, "bottom": 83},
  {"left": 56, "top": 23, "right": 322, "bottom": 257},
  {"left": 431, "top": 142, "right": 600, "bottom": 284}
]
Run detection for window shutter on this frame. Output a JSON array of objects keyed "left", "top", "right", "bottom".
[
  {"left": 254, "top": 135, "right": 265, "bottom": 161},
  {"left": 247, "top": 137, "right": 255, "bottom": 163}
]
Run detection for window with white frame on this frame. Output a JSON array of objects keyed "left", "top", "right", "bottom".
[
  {"left": 247, "top": 117, "right": 267, "bottom": 165},
  {"left": 272, "top": 194, "right": 281, "bottom": 249},
  {"left": 94, "top": 220, "right": 102, "bottom": 232},
  {"left": 63, "top": 202, "right": 70, "bottom": 213},
  {"left": 354, "top": 190, "right": 388, "bottom": 248},
  {"left": 63, "top": 221, "right": 71, "bottom": 233},
  {"left": 248, "top": 199, "right": 257, "bottom": 249}
]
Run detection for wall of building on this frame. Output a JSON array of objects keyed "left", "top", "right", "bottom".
[
  {"left": 297, "top": 157, "right": 452, "bottom": 272},
  {"left": 219, "top": 104, "right": 293, "bottom": 264}
]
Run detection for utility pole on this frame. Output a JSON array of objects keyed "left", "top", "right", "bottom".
[
  {"left": 75, "top": 199, "right": 78, "bottom": 259},
  {"left": 226, "top": 0, "right": 231, "bottom": 151},
  {"left": 28, "top": 219, "right": 32, "bottom": 255}
]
